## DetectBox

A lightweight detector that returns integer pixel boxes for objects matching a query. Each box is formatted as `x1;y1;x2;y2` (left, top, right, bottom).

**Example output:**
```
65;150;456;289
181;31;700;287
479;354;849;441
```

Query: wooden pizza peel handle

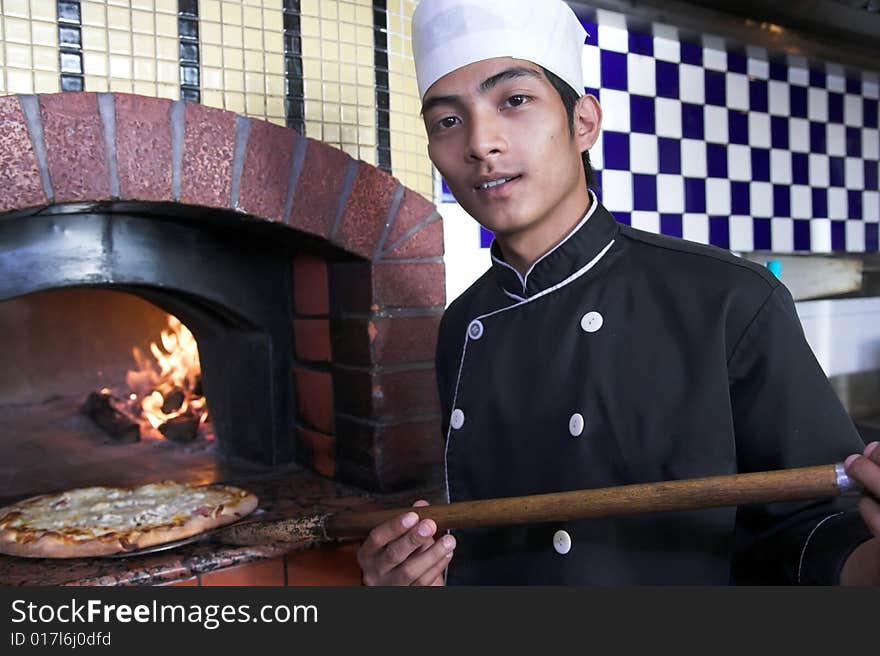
215;463;862;547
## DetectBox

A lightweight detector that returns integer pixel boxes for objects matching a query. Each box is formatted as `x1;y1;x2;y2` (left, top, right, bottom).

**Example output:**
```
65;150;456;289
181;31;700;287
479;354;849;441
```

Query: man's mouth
475;175;521;191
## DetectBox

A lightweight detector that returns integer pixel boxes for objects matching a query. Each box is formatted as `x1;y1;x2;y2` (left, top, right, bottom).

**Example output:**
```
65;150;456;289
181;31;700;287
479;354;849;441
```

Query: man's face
422;57;592;240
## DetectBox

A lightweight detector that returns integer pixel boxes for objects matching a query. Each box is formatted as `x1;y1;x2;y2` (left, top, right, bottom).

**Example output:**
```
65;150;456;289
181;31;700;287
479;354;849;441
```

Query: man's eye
506;95;529;107
432;116;459;132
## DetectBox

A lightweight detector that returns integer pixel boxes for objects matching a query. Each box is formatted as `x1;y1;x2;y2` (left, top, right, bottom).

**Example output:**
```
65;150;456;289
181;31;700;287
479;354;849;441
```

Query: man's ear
573;94;601;153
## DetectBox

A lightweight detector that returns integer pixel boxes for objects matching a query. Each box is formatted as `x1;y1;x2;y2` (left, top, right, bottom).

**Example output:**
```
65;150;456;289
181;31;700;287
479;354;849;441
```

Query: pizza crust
0;483;258;558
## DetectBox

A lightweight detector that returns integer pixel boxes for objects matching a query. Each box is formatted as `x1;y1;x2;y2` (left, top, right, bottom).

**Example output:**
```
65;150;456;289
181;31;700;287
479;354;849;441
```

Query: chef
357;0;880;585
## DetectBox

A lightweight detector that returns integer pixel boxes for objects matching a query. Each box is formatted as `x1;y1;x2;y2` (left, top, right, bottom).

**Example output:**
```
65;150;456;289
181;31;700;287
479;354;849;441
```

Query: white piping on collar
797;511;844;584
489;190;600;296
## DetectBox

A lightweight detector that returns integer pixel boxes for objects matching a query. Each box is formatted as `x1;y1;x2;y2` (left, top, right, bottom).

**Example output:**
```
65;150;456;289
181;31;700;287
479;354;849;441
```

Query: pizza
0;481;258;558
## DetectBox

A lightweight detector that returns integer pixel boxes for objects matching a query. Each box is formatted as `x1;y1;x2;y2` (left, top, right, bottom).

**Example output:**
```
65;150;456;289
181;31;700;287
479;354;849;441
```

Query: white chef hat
412;0;588;100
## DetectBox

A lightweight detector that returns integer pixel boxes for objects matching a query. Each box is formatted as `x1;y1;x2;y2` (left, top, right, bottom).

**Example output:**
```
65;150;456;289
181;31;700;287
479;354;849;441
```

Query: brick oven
0;92;446;585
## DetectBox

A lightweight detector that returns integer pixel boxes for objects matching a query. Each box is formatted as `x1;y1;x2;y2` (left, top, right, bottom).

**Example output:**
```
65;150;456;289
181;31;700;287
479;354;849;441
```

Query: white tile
844;94;863;127
771;218;794;253
629;133;659;174
655;97;682;138
704;105;728;143
809;154;830;187
627;53;656;97
750;182;773;217
679;64;705;104
706;179;730;214
657;174;684;213
703;38;726;71
589;129;604;168
829;188;848;218
748;112;771;148
864;76;879;99
846;220;865;251
681;139;707;177
845;157;864;189
787;60;808;86
747;56;769;79
826;124;846;156
770;149;793;184
729;215;754;252
600;89;630;132
727;144;752;181
790;185;812;218
631;211;661;234
808;87;828;122
653;34;680;63
682;213;710;244
864;128;879;160
789;118;809;152
826;65;845;92
597;8;628;29
863;191;880;222
598;23;629;53
601;170;633;212
581;44;601;88
809;219;832;253
768;80;790;117
726;73;749;111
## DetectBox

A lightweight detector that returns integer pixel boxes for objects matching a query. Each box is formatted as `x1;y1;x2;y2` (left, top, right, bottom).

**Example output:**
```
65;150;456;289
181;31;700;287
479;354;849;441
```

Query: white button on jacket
468;319;484;340
553;530;572;555
450;408;465;430
569;413;584;437
581;311;603;333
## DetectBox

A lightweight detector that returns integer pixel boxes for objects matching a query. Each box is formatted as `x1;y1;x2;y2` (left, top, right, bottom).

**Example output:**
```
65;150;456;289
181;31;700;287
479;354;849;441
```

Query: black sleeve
727;283;872;584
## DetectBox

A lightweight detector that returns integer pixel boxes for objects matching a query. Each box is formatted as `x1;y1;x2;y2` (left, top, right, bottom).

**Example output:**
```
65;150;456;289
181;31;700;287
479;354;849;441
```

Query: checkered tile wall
439;6;880;254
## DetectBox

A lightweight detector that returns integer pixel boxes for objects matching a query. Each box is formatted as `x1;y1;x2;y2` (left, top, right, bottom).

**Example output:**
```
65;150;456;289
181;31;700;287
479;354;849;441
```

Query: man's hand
840;441;880;585
357;500;456;586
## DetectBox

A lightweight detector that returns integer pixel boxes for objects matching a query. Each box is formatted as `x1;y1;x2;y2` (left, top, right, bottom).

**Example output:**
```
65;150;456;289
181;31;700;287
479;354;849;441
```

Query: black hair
540;67;596;190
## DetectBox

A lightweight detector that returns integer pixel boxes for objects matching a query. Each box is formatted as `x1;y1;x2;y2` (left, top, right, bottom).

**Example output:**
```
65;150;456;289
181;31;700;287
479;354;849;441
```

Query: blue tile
707;143;727;178
809;122;826;154
811;188;828;218
846;76;861;95
749;79;768;112
848;190;863;219
829;157;846;187
769;61;787;81
751;148;770;182
630;95;655;133
792;152;809;184
440;178;456;203
583;21;598;46
828;92;843;123
660;213;682;237
629;31;653;56
680;40;702;65
658;137;681;174
794;219;812;251
727;52;747;74
831;220;845;250
615;211;631;226
601;50;628;90
865;99;879;128
753;218;771;249
773;185;791;217
705;70;726;106
633;173;657;210
867;224;879;251
790;85;808;118
866;161;879;191
602;131;630;170
593;169;603;194
770;116;789;149
731;181;750;215
584;86;600;99
479;227;494;248
655;60;679;98
681;103;704;140
846;126;861;157
684;177;706;212
728;110;748;144
809;68;826;88
709;216;729;249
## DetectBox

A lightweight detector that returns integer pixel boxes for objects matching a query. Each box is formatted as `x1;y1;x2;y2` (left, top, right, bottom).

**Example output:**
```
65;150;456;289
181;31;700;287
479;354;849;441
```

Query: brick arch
0;92;446;492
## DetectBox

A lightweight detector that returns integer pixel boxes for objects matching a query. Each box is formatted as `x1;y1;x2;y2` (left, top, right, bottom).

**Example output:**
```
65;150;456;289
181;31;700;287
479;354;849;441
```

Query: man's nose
465;113;506;161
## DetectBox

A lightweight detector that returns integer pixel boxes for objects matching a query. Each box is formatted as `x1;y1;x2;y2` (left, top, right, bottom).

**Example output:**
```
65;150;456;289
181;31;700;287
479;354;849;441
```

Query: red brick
286;543;361;586
327;261;373;313
114;94;173;201
372;262;446;308
180;102;235;208
238;119;299;222
331;314;441;366
39;93;111;203
294;318;331;362
0;96;46;213
294;367;334;434
293;253;329;315
289;139;350;239
297;425;336;479
200;558;285;586
334;366;440;419
382;217;444;259
381;188;437;253
334;164;397;258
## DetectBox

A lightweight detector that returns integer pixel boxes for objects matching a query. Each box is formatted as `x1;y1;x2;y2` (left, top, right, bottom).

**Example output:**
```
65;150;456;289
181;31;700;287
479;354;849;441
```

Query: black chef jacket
436;194;872;585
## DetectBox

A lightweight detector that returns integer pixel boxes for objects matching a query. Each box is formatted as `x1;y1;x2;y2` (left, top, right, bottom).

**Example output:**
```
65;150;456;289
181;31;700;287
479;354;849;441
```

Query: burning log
160;389;185;414
80;391;140;444
158;412;199;443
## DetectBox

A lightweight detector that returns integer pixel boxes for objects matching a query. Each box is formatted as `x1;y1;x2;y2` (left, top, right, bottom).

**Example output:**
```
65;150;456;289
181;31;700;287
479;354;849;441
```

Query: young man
357;0;880;585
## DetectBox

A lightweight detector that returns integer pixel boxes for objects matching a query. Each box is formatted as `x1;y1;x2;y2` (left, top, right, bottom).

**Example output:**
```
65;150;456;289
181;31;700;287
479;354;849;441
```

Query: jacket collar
489;191;620;298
